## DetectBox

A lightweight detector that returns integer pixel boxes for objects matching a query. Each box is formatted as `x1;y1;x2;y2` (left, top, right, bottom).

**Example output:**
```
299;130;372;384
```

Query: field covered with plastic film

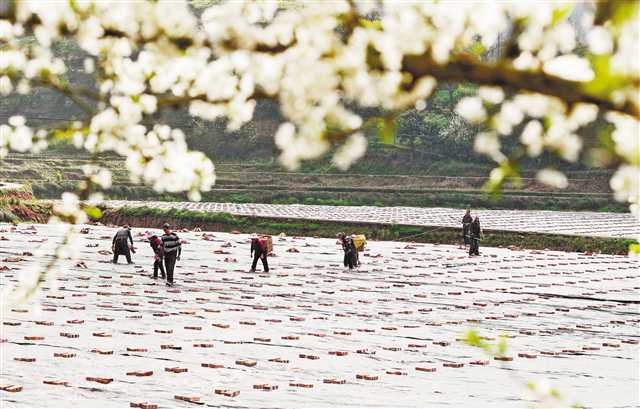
103;200;640;239
1;223;639;408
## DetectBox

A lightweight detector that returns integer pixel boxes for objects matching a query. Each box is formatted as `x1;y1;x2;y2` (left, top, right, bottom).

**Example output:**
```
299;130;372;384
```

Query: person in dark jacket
148;234;165;280
161;223;181;286
112;225;133;264
469;216;482;256
462;209;472;246
337;232;357;270
250;236;269;272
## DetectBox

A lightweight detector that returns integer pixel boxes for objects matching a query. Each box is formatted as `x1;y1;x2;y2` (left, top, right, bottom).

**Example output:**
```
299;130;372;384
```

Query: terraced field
1;223;638;408
0;153;624;212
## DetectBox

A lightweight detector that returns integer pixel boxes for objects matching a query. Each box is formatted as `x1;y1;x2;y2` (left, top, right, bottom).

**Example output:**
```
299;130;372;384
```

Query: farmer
462;209;472;247
112;225;134;264
161;223;181;286
147;234;165;280
250;235;270;272
337;232;357;270
469;216;482;256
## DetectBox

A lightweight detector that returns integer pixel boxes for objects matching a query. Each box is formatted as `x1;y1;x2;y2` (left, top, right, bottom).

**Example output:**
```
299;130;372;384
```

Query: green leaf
379;118;397;145
84;206;102;219
462;329;492;353
497;336;507;356
552;4;574;25
610;1;639;28
484;161;523;197
583;54;628;98
483;167;506;197
507;162;523;189
464;330;482;347
469;41;486;57
359;18;382;31
52;128;74;141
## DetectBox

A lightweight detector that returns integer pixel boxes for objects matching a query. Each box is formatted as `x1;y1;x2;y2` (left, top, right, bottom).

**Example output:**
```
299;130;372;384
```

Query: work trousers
153;258;166;279
113;250;131;264
469;238;480;255
344;251;356;269
251;252;269;272
463;223;471;245
164;251;177;283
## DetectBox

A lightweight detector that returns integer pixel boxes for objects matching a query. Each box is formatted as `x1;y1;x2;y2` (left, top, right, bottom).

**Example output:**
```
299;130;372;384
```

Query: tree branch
28;77;97;116
155;89;270;109
402;53;639;119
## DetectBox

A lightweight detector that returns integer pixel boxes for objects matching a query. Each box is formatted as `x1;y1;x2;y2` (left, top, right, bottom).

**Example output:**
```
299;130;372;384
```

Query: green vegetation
27;179;625;212
2;147;626;213
101;206;634;255
0;184;51;223
1;74;623;214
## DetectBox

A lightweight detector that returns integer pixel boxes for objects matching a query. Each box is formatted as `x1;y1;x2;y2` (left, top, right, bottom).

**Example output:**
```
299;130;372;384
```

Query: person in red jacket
250;236;269;272
148;234;165;280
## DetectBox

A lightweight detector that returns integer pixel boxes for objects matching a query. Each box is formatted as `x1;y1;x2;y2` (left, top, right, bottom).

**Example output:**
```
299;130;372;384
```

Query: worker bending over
250;235;270;272
112;225;134;264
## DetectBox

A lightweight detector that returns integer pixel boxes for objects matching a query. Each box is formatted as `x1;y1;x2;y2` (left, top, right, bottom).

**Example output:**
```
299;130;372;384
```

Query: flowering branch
31;77;97;116
402;54;639;119
0;0;638;276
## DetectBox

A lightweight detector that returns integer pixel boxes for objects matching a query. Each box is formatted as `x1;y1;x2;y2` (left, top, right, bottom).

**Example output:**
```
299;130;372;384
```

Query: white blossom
333;133;367;171
51;192;88;225
587;26;613;55
82;165;113;189
8;115;26;127
0;0;636;237
83;57;95;74
0;75;12;95
455;96;486;124
139;94;157;114
9;125;33;152
513;93;558;118
478;86;505;105
607;112;640;165
474;131;504;162
543;54;594;82
521;120;544;157
536;168;568;189
568;103;598;129
494;101;524;135
610;165;640;206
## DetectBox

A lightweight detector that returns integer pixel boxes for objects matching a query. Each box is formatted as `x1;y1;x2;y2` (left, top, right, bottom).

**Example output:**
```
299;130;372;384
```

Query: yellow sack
351;234;367;251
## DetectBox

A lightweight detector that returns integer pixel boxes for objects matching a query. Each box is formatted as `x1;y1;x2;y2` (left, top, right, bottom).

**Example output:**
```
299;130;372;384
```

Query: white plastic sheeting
1;223;639;408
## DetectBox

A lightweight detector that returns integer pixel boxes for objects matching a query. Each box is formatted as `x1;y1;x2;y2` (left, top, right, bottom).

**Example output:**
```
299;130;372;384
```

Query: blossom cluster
0;0;638;215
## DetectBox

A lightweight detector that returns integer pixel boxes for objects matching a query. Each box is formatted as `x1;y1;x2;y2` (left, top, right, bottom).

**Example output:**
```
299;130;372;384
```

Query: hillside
0;36;624;213
1;143;624;213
